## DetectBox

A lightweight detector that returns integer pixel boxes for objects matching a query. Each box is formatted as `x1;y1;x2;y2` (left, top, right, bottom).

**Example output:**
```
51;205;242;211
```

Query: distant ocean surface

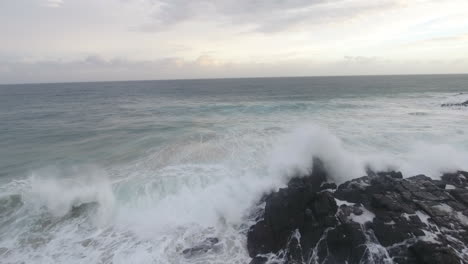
1;75;468;263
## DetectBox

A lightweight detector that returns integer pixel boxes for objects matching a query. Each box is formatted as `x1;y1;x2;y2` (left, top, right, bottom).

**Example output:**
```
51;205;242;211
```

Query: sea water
0;75;467;263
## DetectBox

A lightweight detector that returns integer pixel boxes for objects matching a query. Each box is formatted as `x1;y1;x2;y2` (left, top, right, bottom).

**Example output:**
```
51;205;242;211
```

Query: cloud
195;55;220;67
44;0;64;8
412;33;468;45
344;56;382;64
1;0;468;83
1;54;467;84
0;55;228;84
138;0;403;33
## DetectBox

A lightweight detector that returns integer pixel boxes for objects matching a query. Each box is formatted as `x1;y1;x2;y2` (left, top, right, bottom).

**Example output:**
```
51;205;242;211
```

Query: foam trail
2;123;468;263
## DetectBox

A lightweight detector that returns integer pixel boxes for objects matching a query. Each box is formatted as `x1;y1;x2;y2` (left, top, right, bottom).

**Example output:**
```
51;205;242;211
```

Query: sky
1;0;468;84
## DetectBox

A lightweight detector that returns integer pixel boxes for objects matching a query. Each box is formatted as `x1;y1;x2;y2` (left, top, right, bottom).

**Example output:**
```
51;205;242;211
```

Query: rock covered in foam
247;162;468;264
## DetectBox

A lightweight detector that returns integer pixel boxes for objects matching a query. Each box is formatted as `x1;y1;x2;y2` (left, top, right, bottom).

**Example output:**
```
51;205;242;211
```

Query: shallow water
0;75;468;263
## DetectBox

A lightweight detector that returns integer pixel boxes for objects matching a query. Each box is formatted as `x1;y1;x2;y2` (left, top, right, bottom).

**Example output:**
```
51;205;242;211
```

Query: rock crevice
247;162;468;264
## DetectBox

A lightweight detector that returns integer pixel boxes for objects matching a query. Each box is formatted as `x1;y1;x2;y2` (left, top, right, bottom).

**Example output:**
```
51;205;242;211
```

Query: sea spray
2;122;468;263
267;124;365;184
27;165;115;225
363;142;468;179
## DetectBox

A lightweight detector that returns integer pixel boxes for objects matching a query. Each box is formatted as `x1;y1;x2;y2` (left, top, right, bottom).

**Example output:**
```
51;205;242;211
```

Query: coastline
247;159;468;264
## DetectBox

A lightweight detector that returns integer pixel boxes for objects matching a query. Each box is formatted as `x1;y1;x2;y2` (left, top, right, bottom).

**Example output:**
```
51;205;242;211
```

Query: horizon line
1;72;468;86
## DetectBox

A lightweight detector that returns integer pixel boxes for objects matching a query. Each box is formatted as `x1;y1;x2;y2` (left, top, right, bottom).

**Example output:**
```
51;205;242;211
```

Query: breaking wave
1;123;468;263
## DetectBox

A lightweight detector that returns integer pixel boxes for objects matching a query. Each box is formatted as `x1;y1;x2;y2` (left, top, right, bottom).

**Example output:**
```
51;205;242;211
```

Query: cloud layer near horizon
0;0;467;83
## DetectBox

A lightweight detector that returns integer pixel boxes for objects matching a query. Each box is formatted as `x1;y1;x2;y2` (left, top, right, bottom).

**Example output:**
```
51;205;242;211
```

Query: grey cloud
344;56;381;64
139;0;402;33
2;54;467;84
44;0;64;8
0;55;227;84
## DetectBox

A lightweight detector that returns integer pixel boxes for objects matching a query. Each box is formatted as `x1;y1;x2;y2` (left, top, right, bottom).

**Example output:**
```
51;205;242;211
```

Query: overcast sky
1;0;468;84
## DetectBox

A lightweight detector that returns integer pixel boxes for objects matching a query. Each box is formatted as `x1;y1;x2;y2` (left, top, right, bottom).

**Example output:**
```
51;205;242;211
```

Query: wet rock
247;161;468;263
450;189;468;206
247;220;275;256
320;182;337;191
442;171;468;188
321;223;368;263
284;230;304;264
250;256;269;264
409;241;460;264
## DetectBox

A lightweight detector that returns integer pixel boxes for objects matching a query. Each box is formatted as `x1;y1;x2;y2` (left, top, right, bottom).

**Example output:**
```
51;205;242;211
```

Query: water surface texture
1;75;468;263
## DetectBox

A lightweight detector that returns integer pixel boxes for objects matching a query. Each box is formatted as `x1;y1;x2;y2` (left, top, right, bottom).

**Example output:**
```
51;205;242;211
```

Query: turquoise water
0;75;468;263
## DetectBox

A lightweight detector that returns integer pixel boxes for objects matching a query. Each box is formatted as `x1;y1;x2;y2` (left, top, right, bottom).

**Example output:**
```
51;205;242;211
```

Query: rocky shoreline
247;160;468;264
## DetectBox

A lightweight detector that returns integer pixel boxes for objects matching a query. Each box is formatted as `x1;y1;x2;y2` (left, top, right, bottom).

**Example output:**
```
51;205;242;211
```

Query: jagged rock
319;182;337;191
247;162;468;264
284;230;304;264
247;220;275;256
250;256;269;264
409;241;460;264
442;171;468;188
248;158;331;258
450;189;468;206
318;223;368;263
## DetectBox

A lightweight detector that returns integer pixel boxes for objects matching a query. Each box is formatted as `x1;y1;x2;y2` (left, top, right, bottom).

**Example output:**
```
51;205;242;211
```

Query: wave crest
27;165;115;224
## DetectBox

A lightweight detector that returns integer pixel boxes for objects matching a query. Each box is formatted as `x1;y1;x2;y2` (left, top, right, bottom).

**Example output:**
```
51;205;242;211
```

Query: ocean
0;75;468;263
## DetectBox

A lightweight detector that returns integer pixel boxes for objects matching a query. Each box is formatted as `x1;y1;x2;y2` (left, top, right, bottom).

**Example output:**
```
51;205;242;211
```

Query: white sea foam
349;207;376;225
2;91;468;263
26;166;115;223
362;142;468;179
268;124;365;184
441;92;468;105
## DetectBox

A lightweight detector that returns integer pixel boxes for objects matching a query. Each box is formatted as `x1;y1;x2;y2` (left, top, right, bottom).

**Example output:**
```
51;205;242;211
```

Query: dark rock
441;171;468;188
371;215;423;247
377;171;403;179
334;176;371;205
247;220;275;256
431;180;446;189
450;189;468;206
313;192;338;217
249;256;269;264
247;161;468;263
320;182;337;190
284;231;304;264
320;223;367;263
248;158;330;257
372;193;404;211
409;241;460;264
